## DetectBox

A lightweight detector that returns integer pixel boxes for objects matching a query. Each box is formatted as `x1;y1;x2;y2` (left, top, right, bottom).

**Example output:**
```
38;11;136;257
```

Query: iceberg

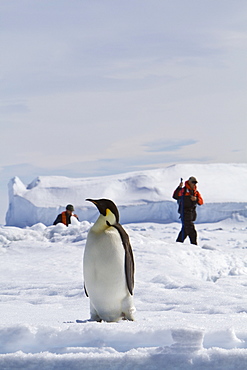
6;163;247;227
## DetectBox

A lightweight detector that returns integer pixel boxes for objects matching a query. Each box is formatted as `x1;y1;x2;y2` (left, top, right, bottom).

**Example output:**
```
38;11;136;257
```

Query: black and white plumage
83;198;135;322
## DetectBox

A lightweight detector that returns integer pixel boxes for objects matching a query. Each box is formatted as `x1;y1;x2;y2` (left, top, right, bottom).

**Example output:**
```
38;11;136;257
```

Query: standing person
53;204;79;226
172;177;203;245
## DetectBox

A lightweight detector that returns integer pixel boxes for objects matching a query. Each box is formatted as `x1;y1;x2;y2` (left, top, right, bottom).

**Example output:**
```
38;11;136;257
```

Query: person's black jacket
173;183;203;222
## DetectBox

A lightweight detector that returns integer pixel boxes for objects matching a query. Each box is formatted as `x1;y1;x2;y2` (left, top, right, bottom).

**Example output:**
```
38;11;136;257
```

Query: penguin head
86;198;119;227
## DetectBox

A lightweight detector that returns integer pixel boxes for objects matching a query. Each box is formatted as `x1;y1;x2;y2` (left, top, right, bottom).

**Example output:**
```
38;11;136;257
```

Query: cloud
2;1;242;100
143;139;198;153
0;0;246;182
55;151;212;178
0;102;29;114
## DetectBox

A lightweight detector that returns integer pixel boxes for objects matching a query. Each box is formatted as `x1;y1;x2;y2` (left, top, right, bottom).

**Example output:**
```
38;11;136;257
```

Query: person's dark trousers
176;212;197;245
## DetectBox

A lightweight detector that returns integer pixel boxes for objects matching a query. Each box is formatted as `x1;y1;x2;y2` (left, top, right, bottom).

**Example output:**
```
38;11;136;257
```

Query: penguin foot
121;312;135;321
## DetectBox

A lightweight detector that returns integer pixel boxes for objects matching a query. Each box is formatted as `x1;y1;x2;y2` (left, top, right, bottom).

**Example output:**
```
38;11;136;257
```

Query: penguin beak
86;199;105;216
86;199;99;209
86;198;96;205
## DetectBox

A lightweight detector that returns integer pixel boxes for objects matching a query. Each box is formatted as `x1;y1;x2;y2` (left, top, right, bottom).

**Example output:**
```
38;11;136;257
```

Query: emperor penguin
83;198;135;322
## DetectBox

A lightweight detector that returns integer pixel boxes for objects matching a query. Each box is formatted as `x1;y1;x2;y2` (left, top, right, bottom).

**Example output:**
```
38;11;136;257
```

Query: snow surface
6;163;247;227
1;163;247;369
0;218;247;369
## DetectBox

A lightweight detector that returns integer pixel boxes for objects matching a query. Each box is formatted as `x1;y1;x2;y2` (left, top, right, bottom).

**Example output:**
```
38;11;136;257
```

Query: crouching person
53;204;79;226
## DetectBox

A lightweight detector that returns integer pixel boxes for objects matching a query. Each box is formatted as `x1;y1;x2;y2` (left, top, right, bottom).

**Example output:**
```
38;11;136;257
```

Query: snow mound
6;163;247;227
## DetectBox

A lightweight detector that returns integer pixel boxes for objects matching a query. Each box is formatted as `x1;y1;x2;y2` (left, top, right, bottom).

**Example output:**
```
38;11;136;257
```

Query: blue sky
1;0;246;223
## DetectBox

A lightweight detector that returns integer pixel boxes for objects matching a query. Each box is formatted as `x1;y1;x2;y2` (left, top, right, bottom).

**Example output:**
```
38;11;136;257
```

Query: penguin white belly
83;227;134;322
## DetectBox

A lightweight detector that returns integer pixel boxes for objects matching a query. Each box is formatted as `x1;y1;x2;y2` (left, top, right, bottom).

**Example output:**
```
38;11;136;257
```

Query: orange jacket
61;211;67;226
173;181;203;206
53;211;79;226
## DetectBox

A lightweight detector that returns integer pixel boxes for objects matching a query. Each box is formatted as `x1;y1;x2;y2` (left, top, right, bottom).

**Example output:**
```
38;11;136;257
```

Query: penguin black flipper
110;223;135;295
84;284;88;297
